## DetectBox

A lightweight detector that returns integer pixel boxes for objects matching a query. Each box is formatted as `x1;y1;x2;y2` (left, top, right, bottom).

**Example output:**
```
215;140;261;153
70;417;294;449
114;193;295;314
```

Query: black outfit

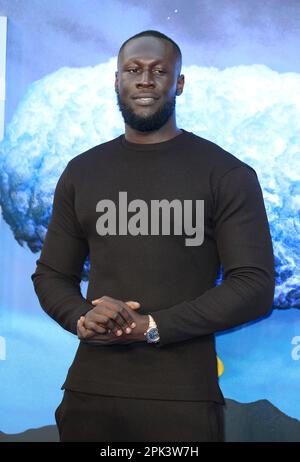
32;129;275;441
55;390;224;442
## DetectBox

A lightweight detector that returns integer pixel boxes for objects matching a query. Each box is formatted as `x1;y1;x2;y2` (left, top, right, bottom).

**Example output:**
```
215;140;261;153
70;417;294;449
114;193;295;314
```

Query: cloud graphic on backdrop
0;58;299;308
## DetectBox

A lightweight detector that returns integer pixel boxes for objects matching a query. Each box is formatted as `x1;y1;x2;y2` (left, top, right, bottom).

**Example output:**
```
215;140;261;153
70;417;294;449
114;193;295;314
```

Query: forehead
119;36;177;65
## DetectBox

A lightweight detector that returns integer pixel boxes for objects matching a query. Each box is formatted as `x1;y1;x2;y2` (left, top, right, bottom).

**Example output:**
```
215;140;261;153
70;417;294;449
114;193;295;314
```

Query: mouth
133;97;158;106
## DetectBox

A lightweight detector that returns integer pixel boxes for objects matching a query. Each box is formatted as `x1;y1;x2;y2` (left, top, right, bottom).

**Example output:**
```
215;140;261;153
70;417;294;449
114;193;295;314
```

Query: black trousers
55;389;225;442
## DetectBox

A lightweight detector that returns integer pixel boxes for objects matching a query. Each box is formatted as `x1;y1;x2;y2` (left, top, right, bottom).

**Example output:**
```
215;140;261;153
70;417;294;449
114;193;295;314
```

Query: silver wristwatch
144;315;160;344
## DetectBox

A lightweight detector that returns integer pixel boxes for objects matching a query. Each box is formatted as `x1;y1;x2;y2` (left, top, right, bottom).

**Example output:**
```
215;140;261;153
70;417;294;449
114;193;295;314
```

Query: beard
116;91;176;132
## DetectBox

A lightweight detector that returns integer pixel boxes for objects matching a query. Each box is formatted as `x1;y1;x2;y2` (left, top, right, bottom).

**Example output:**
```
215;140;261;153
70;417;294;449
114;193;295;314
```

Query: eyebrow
123;58;167;66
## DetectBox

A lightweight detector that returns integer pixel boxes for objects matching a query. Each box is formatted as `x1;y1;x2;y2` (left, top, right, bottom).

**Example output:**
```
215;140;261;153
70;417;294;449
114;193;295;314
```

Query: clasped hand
77;295;149;345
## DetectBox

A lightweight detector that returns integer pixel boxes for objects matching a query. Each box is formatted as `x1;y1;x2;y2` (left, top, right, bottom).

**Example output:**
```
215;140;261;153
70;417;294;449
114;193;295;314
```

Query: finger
91;298;140;329
99;306;134;335
93;311;125;337
125;301;141;310
79;317;96;334
91;298;137;333
92;301;138;330
115;301;139;331
84;321;108;335
78;316;106;337
125;302;140;328
78;317;98;337
89;310;129;337
85;312;120;334
77;319;91;338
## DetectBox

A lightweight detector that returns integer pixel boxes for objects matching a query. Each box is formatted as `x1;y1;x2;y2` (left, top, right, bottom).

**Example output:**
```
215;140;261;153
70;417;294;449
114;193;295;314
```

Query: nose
136;69;154;88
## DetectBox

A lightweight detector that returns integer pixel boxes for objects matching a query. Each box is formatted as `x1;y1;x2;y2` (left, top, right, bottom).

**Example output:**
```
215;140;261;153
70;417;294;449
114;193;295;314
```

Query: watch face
147;328;160;342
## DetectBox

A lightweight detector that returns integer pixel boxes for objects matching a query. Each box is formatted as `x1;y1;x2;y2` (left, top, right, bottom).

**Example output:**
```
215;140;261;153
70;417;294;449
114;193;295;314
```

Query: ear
176;74;185;96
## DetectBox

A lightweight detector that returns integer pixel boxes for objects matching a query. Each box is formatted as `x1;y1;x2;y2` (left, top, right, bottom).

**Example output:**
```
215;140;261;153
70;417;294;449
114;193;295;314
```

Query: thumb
125;301;141;310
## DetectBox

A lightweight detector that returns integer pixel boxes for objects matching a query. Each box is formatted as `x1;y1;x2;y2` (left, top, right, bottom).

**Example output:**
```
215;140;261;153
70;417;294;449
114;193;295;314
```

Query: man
31;30;275;442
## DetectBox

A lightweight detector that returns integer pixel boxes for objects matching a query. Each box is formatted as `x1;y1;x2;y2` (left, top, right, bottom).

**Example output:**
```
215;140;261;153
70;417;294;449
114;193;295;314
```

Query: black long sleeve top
31;129;275;402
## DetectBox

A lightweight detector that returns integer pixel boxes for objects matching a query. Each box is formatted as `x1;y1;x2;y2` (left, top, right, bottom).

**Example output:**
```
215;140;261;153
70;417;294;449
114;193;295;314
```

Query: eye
153;69;166;74
127;68;139;73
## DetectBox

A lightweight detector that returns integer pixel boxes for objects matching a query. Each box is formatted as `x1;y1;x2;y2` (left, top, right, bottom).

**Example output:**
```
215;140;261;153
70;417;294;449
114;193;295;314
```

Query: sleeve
151;164;275;348
31;163;93;335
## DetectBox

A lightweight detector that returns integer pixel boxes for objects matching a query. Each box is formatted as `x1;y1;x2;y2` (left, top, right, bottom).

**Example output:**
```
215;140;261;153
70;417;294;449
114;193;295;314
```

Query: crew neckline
119;128;191;152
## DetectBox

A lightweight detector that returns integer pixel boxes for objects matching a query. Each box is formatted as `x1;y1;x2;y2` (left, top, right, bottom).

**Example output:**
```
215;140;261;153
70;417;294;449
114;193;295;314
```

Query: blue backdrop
0;0;299;441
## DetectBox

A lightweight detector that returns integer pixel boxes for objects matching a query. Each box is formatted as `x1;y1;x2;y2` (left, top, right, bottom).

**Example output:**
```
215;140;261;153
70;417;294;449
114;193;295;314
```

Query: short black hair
118;30;182;72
